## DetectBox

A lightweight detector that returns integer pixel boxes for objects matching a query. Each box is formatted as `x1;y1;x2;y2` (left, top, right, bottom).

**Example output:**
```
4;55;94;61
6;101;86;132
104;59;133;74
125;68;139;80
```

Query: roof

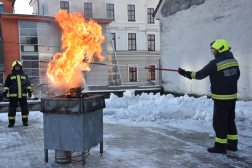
0;13;113;24
153;0;163;18
0;13;55;22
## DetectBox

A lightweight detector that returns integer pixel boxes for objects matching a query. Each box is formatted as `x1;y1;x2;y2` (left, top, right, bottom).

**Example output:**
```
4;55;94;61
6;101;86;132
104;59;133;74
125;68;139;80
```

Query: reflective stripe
4;87;9;92
8;93;27;97
215;137;227;144
217;59;239;71
22;115;29;119
11;76;16;80
27;86;32;90
227;134;238;140
21;76;26;80
8;116;16;120
211;93;237;100
17;75;22;98
217;59;237;66
191;72;196;79
9;93;17;97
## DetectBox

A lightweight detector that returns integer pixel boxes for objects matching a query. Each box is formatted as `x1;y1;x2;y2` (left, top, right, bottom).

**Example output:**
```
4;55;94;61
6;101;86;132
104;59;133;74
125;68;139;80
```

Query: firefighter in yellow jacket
3;61;32;127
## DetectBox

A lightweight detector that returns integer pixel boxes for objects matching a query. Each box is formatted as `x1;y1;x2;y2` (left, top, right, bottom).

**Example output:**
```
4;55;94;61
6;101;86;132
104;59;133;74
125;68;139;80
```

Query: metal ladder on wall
106;30;122;87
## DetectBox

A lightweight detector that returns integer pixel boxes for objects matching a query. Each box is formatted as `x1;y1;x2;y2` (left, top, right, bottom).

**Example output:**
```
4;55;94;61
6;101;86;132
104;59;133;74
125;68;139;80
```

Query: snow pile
0;90;251;123
104;90;252;122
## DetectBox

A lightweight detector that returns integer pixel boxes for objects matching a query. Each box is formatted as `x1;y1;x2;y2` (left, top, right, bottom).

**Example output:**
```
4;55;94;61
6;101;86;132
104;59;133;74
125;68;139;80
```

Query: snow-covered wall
155;0;252;100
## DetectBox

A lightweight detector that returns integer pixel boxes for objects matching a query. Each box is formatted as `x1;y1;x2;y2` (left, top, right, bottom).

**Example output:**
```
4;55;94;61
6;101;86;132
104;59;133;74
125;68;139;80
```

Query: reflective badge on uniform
11;76;17;80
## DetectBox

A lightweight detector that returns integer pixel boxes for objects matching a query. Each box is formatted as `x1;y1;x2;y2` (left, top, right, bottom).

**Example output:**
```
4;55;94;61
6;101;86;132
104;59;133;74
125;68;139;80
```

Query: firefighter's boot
8;107;16;127
22;118;28;126
227;139;238;151
207;142;226;154
8;120;15;127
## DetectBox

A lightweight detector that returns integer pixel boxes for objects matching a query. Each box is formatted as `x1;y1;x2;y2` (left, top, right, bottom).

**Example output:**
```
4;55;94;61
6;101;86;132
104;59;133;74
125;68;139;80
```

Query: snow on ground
0;90;252;167
0;90;251;131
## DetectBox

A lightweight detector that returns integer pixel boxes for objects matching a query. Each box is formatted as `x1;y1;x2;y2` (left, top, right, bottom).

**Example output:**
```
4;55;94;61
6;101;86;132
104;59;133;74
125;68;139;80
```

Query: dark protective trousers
213;100;238;148
8;97;29;124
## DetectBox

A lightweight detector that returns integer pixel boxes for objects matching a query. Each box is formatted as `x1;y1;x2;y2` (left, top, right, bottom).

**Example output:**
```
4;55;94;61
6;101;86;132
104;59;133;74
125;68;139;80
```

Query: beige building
30;0;161;87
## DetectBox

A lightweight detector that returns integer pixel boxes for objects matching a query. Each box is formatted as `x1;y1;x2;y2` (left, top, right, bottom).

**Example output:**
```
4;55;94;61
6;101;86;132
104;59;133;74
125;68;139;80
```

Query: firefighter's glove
178;68;186;77
28;91;32;99
3;91;7;97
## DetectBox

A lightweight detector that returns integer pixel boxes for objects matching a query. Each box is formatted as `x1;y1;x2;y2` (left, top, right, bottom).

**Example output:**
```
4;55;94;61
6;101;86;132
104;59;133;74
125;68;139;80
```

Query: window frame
148;34;155;51
106;4;115;21
84;3;92;18
129;66;137;82
128;5;135;21
19;20;54;84
147;8;154;24
60;1;69;12
148;65;155;80
111;33;116;51
0;72;4;84
128;33;136;51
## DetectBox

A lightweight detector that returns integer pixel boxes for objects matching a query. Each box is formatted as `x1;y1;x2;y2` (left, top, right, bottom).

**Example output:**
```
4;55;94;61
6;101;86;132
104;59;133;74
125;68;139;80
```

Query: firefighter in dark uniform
3;61;32;127
178;39;239;154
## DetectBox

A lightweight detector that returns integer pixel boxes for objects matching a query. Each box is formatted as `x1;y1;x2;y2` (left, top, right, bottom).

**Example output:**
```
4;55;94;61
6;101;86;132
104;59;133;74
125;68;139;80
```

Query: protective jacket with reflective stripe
3;70;32;98
184;50;240;101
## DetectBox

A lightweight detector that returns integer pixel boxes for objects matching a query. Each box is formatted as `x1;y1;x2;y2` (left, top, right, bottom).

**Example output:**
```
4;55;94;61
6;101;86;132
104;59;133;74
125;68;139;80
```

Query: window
107;4;114;20
147;8;154;23
128;5;135;21
149;65;155;80
60;1;69;12
129;67;137;82
0;73;4;84
128;33;136;50
20;37;38;44
148;35;155;51
111;33;116;51
19;21;54;84
21;45;38;52
84;3;92;18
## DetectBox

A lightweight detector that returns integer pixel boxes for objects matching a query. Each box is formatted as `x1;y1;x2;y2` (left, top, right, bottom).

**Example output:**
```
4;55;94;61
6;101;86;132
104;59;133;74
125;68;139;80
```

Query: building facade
0;0;112;87
154;0;252;100
0;0;15;84
29;0;161;86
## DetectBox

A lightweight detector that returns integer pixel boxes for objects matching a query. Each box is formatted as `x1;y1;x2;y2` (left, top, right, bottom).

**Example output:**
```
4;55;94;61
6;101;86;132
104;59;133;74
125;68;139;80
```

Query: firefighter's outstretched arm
178;62;216;80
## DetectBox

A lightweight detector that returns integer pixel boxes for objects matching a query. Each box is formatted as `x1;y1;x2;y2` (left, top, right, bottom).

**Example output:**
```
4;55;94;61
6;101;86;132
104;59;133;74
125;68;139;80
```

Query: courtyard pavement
0;117;252;168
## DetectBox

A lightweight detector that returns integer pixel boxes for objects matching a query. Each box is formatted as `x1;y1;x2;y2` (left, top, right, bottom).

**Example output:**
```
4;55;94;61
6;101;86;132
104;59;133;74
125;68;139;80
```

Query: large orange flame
47;10;105;90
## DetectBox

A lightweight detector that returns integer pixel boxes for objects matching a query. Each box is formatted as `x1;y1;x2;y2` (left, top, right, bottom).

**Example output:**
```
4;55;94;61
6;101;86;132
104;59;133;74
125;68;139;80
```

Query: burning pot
69;87;83;94
64;87;87;98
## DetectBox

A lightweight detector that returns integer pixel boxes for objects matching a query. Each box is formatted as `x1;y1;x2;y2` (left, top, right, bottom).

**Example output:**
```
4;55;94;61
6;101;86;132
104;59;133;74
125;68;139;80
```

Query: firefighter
3;61;32;127
178;39;240;154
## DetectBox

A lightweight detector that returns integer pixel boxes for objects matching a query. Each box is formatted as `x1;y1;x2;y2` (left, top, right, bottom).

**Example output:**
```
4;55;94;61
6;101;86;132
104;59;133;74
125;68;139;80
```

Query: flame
47;10;105;90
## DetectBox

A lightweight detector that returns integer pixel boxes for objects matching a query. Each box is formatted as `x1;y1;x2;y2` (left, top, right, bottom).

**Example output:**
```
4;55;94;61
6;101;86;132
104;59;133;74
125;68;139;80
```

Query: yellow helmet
12;61;22;70
210;39;229;53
